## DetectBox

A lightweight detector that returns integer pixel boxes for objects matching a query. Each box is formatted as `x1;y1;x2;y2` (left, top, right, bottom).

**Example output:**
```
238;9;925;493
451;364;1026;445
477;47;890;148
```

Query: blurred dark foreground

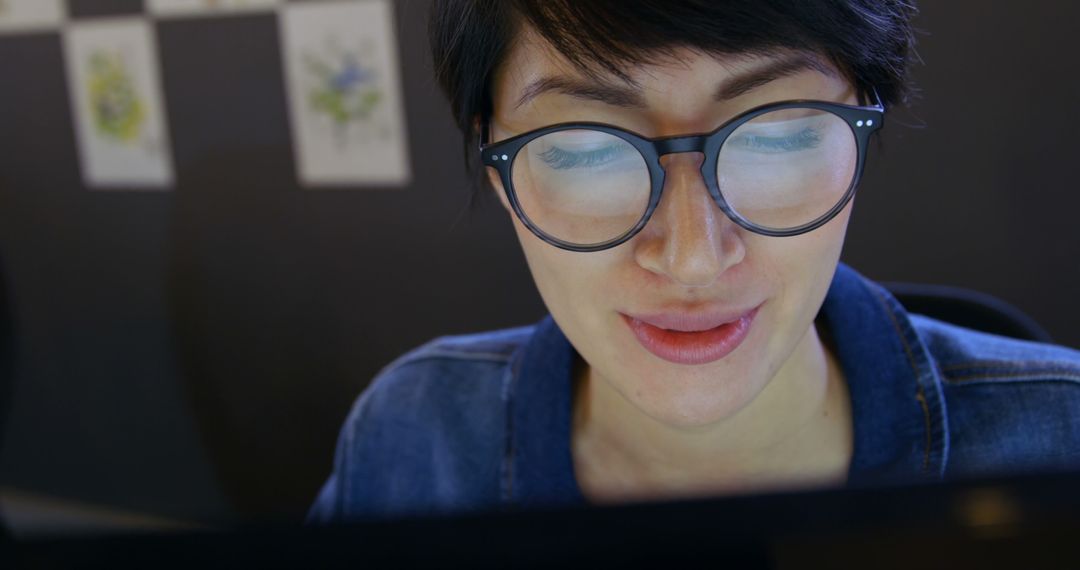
5;469;1080;570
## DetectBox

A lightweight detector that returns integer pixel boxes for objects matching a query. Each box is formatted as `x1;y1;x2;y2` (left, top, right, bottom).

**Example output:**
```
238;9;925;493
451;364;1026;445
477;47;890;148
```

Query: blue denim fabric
307;263;1080;523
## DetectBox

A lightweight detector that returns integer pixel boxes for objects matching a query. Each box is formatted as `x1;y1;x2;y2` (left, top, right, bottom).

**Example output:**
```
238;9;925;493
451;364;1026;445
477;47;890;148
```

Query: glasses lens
511;129;650;246
717;108;857;230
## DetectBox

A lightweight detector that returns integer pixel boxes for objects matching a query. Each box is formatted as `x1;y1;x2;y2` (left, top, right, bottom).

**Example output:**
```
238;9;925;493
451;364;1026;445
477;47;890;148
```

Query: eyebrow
514;76;648;109
714;53;838;101
513;52;838;110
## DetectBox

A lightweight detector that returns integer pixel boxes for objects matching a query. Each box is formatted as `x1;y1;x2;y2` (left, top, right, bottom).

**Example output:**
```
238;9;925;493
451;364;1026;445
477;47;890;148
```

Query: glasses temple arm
867;87;885;111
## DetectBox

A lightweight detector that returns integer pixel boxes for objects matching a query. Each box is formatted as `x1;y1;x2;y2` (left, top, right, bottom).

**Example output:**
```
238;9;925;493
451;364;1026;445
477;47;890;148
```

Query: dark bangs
429;0;918;190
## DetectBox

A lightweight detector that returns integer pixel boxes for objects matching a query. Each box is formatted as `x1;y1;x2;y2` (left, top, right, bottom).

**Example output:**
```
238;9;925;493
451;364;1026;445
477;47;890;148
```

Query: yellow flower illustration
87;50;146;143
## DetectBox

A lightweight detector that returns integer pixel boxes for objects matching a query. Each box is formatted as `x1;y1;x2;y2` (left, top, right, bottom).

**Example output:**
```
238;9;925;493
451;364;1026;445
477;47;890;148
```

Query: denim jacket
308;263;1080;523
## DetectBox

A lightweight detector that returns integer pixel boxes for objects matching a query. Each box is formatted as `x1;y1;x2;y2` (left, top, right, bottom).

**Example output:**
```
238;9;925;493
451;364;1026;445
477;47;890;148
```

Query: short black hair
429;0;919;194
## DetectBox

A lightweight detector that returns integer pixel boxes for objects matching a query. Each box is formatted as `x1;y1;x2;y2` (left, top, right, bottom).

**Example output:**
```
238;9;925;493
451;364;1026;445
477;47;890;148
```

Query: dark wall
846;1;1080;343
0;1;1077;524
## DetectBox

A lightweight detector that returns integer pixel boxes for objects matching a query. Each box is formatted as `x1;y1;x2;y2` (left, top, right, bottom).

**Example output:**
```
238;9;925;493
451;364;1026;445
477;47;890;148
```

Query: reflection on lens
717;108;857;230
511;129;650;246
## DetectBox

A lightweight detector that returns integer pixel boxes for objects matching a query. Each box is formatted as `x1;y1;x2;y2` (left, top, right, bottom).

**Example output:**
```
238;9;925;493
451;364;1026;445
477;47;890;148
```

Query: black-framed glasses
480;92;885;252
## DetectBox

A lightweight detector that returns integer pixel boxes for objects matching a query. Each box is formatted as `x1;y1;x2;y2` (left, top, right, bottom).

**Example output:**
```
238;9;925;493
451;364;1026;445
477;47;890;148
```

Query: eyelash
533;124;822;171
731;128;822;153
538;145;624;169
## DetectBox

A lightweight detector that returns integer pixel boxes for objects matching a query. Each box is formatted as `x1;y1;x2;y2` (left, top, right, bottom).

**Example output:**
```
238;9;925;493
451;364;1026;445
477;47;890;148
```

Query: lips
622;305;760;365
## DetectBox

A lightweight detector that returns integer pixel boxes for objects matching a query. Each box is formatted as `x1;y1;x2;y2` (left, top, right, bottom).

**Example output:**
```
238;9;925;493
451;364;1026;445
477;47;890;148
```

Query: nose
633;152;746;288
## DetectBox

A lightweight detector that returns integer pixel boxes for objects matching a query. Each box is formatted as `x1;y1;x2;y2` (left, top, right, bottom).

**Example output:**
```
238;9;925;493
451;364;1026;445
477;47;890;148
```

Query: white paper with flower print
0;0;65;35
147;0;280;19
63;18;174;189
280;0;410;187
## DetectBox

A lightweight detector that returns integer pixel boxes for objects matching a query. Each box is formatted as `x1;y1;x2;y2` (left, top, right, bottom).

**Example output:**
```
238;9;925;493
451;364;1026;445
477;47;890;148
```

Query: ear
473;114;514;214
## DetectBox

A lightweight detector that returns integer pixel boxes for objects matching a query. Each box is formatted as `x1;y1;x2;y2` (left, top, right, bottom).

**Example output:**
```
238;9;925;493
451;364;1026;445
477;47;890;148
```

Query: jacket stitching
500;352;522;505
941;360;1080;372
395;351;516;365
870;286;936;474
943;372;1080;384
929;359;953;476
369;352;516;388
914;389;932;473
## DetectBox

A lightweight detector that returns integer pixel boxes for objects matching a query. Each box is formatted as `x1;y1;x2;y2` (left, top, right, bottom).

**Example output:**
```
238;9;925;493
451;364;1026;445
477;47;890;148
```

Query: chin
636;392;753;429
618;359;769;429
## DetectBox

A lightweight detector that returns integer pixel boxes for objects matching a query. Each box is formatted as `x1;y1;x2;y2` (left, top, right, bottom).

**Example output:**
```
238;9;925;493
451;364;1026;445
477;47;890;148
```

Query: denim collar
502;313;585;508
502;263;949;506
820;263;950;486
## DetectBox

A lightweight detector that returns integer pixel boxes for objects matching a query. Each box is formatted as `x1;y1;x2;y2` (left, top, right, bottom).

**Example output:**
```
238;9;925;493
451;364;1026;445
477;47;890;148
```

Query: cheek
510;215;637;371
757;203;851;324
511;215;615;314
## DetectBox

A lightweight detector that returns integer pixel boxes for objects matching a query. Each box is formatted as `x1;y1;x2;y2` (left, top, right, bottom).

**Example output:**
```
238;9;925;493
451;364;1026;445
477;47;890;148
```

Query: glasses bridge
654;135;708;156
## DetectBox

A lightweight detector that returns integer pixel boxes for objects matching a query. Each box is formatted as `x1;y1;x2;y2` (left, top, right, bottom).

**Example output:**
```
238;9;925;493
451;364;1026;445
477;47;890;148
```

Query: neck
572;320;851;503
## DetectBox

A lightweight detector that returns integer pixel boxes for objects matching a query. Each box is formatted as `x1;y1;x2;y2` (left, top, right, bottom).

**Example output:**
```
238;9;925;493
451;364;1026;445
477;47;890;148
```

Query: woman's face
487;32;858;427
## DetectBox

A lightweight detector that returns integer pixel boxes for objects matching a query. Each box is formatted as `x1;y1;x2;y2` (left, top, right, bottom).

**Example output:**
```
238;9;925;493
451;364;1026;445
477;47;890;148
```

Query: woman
309;0;1080;521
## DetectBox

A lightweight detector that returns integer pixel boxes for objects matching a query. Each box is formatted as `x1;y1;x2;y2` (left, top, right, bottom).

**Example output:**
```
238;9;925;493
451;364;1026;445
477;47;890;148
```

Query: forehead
491;26;850;122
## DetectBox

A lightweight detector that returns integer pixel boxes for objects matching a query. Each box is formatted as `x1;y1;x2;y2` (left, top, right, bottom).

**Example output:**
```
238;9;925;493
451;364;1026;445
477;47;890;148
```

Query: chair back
882;282;1053;343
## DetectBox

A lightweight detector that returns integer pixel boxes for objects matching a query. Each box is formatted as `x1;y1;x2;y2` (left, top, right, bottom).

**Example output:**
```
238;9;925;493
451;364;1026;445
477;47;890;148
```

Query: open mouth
622;306;759;365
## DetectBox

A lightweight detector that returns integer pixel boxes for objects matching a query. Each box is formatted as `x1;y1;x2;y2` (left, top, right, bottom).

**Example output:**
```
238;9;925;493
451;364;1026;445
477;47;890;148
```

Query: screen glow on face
486;42;865;438
718;109;856;229
504;106;858;245
512;129;651;243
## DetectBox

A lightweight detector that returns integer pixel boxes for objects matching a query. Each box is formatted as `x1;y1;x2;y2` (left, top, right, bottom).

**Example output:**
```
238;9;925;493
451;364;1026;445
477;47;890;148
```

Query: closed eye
728;127;822;154
537;145;629;169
